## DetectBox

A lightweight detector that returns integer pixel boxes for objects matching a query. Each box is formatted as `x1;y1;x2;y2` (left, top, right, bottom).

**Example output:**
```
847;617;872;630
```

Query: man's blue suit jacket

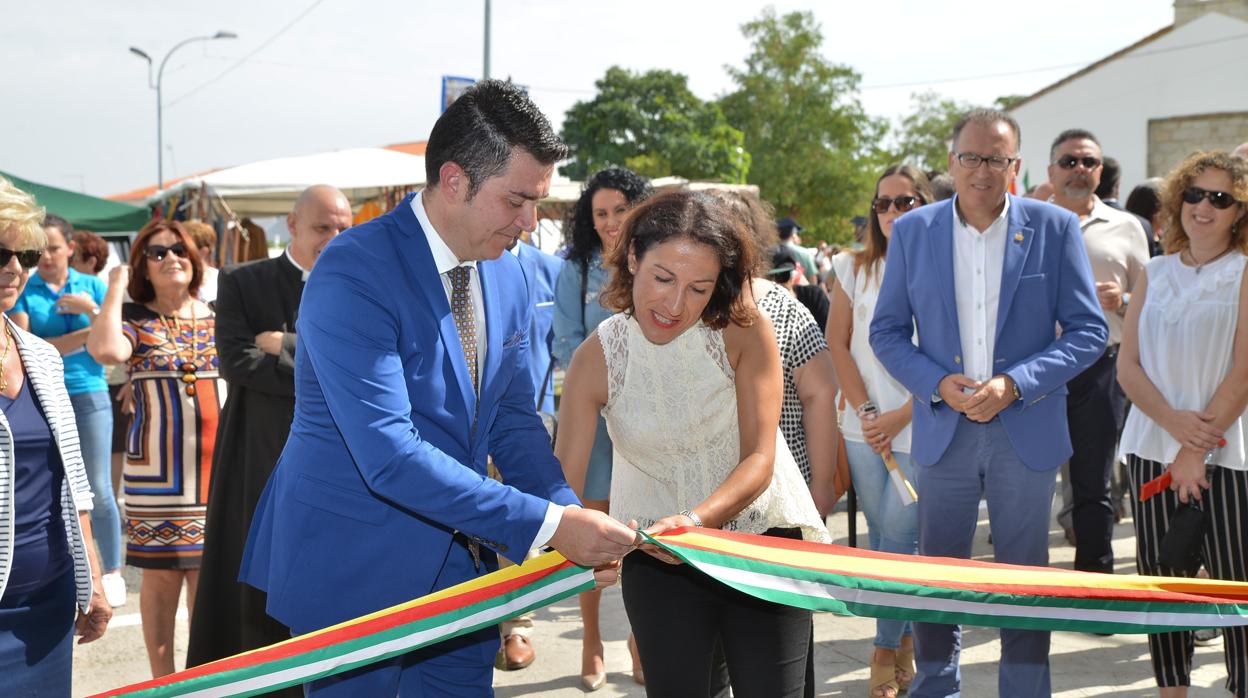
868;195;1108;472
513;242;562;414
240;195;580;634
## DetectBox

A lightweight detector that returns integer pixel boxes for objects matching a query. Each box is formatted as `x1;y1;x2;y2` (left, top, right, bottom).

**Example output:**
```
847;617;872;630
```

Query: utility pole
483;0;491;80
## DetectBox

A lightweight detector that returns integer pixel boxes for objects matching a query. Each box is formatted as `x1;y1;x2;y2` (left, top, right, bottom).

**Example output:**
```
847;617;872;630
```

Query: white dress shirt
410;193;567;550
952;195;1010;383
412;193;487;370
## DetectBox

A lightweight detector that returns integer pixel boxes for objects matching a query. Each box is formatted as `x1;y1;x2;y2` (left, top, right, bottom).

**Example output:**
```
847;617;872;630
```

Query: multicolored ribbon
92;528;1248;697
89;554;594;698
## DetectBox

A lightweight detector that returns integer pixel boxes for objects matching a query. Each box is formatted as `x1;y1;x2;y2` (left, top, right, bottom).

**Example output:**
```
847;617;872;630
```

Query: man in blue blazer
512;238;562;416
869;110;1107;698
241;80;638;697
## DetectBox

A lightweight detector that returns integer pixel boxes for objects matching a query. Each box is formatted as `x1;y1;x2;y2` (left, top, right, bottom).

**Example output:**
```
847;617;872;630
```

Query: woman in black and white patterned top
719;190;840;517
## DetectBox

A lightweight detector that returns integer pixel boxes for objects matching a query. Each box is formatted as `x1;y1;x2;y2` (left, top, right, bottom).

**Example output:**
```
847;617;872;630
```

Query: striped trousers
1127;454;1248;696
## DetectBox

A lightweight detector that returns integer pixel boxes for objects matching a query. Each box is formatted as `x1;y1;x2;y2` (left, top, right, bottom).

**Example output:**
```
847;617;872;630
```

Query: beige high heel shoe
580;641;605;692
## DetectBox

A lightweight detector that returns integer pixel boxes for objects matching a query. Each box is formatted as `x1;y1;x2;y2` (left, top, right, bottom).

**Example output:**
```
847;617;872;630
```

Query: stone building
1009;0;1248;192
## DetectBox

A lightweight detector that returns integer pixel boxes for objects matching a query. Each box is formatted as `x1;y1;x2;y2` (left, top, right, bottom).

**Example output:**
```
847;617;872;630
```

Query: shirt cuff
531;502;576;550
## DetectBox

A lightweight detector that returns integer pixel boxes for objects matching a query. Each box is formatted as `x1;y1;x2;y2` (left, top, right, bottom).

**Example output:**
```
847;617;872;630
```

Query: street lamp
130;31;238;190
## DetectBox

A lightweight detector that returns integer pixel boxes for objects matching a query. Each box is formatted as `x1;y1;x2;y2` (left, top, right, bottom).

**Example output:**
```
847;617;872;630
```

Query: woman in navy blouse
0;177;111;695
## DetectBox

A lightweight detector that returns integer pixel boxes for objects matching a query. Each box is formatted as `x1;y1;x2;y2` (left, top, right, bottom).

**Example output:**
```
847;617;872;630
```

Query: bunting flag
655;528;1248;634
92;528;1248;698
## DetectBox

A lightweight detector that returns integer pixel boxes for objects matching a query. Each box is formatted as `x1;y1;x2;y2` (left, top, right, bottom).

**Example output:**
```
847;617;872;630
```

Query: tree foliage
559;66;750;183
718;8;888;244
893;91;978;174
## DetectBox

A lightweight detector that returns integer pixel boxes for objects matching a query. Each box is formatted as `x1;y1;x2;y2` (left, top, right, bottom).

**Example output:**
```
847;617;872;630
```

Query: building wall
1148;112;1248;177
1008;12;1248;195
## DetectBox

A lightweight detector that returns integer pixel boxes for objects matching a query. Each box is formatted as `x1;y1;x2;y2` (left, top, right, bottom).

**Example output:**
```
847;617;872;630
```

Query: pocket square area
502;331;526;348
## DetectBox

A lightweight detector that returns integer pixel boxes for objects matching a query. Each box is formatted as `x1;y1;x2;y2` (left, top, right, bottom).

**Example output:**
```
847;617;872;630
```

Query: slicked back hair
1049;128;1100;162
425;80;568;200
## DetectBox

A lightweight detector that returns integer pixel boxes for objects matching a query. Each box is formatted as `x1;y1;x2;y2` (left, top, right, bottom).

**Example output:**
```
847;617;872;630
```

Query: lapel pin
1014;232;1024;243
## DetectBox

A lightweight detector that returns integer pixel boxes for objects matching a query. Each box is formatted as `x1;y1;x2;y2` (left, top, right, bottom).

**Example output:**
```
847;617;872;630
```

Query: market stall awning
2;170;150;233
151;147;428;217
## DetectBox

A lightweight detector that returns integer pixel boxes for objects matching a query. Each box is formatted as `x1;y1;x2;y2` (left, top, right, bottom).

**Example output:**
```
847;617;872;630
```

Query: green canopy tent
0;170;150;233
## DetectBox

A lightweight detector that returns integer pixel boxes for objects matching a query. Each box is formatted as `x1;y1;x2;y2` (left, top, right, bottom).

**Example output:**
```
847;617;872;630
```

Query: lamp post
129;31;237;190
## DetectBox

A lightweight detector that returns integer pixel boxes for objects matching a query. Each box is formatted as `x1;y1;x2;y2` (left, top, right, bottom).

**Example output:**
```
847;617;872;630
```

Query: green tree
559;66;750;182
893;91;977;173
719;8;888;244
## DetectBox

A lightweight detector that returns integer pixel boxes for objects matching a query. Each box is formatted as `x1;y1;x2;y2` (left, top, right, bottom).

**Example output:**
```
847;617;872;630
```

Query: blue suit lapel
393;195;477;422
477;259;504;410
995;195;1035;342
928;202;960;338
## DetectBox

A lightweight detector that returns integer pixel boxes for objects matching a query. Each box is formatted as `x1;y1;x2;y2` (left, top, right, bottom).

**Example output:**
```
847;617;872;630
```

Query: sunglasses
143;243;189;262
1182;186;1238;210
872;195;920;214
1054;155;1102;170
0;247;43;269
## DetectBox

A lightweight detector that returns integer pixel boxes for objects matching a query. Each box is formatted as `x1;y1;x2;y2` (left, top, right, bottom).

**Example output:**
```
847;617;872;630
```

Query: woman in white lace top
556;191;827;697
1117;151;1248;697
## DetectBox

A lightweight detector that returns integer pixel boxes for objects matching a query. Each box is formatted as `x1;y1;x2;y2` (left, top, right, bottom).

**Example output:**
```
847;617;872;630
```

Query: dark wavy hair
70;230;109;274
713;188;777;276
858;164;933;281
1159;150;1248;255
601;190;757;330
563;167;652;269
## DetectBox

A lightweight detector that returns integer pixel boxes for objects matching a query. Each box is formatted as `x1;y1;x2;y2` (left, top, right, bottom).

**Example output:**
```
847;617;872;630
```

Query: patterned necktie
448;265;478;393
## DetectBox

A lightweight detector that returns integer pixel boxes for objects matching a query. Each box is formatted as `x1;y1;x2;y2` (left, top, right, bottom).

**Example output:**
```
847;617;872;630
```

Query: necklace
1184;246;1233;274
0;325;12;393
157;304;200;397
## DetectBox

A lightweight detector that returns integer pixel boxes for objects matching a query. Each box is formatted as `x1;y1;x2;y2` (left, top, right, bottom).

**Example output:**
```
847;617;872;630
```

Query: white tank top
1118;253;1247;470
599;313;829;542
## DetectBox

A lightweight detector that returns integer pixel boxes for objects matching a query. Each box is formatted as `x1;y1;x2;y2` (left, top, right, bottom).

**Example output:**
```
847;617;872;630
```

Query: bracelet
678;509;703;527
856;400;879;420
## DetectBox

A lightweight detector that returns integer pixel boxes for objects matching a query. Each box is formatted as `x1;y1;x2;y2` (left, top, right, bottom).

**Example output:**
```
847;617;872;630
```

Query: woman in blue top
552;166;651;690
12;216;124;609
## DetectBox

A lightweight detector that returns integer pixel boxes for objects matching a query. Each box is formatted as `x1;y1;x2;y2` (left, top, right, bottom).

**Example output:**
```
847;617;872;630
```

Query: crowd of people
0;78;1245;698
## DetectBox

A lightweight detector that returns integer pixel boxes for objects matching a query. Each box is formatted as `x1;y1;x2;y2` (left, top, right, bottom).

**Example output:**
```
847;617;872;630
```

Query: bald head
287;185;352;270
1234;142;1248;159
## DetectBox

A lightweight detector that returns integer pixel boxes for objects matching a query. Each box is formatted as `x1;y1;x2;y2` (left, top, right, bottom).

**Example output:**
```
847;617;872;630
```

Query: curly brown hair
712;189;776;277
600;190;757;330
1159;151;1248;255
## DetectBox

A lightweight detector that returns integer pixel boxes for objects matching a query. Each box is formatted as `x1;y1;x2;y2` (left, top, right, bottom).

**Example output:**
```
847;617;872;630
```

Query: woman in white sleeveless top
1117;151;1248;698
828;164;931;698
556;191;828;697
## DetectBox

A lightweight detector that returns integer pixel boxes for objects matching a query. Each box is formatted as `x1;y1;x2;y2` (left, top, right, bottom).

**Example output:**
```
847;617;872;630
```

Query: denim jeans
845;440;918;650
70;390;121;572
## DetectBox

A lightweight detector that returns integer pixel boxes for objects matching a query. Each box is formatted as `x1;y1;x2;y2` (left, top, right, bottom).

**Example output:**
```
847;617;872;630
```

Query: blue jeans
71;390;122;572
845;440;918;649
910;418;1057;698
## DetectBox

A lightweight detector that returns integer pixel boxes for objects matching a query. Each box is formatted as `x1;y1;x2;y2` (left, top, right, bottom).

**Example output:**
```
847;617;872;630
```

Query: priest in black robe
187;186;352;677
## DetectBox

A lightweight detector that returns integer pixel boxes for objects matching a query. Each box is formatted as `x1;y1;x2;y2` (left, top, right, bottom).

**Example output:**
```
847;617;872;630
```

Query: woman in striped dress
88;219;224;678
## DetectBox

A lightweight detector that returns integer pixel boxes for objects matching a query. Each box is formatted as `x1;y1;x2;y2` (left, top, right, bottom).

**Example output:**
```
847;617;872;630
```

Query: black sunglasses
1182;186;1238;210
0;247;43;269
1054;155;1102;170
143;243;189;262
872;195;920;214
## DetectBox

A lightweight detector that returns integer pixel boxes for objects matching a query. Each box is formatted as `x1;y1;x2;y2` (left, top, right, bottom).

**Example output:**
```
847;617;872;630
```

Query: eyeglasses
143;243;189;262
955;152;1018;171
1182;186;1238;210
0;247;43;269
872;195;920;214
1053;155;1102;170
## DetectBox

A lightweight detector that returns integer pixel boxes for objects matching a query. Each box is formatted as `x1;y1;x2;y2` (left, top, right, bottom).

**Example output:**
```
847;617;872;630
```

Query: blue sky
4;0;1174;196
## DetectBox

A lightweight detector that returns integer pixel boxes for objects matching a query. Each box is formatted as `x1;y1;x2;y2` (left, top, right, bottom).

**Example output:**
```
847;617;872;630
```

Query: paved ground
74;499;1236;697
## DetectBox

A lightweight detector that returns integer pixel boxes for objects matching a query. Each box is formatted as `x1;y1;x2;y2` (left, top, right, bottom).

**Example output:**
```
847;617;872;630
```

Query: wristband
679;509;703;527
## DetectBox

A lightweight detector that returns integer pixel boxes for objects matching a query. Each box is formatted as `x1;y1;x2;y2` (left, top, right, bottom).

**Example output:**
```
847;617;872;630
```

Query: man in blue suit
241;80;638;697
511;237;561;416
869;109;1107;698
